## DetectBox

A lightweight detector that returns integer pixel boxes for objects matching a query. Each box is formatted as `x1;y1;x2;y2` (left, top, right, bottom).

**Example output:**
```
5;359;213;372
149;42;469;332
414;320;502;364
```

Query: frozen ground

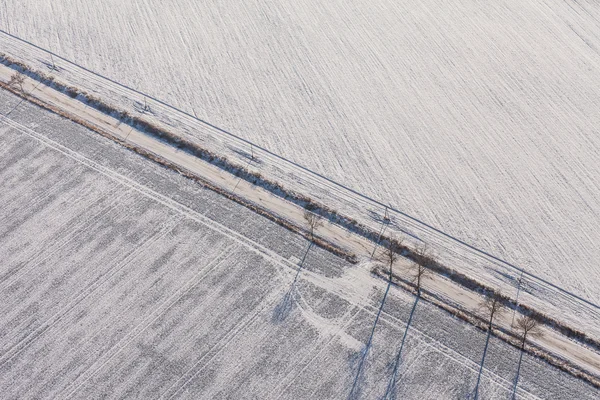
1;90;598;399
2;0;600;304
1;88;598;399
2;58;599;367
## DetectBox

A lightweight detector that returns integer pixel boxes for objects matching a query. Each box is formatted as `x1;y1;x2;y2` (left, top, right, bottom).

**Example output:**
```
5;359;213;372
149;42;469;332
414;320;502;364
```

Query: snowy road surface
1;61;598;381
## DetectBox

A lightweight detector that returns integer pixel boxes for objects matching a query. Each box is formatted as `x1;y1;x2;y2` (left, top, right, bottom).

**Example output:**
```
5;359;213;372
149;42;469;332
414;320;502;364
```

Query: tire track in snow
60;245;236;399
0;186;130;292
0;114;305;276
2;29;599;347
0;217;181;368
271;306;362;399
158;288;285;400
0;113;555;400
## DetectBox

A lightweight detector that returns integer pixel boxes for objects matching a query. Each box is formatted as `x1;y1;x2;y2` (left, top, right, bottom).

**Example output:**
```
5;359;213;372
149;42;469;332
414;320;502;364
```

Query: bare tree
480;291;505;330
8;72;25;92
275;210;322;324
383;242;428;400
473;291;506;400
303;209;323;241
514;315;541;347
511;315;543;399
377;236;403;280
410;244;433;295
349;236;402;399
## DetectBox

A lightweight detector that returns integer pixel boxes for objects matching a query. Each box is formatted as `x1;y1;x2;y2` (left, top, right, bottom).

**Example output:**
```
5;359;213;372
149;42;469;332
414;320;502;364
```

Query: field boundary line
0;29;596;312
1;43;599;387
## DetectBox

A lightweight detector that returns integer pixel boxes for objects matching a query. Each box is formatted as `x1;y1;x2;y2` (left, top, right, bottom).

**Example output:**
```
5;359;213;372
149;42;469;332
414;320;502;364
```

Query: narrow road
0;63;598;383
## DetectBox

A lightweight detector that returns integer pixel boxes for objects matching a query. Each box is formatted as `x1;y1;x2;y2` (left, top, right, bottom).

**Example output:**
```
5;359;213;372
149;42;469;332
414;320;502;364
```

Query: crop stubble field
2;0;600;303
0;90;598;398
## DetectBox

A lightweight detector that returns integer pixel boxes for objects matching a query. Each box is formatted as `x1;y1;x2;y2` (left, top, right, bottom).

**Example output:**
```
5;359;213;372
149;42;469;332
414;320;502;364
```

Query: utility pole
370;205;390;259
511;267;528;327
50;54;57;71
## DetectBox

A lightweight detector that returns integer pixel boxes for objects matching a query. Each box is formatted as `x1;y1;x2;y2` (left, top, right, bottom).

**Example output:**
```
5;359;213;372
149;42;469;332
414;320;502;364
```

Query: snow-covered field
1;89;598;399
2;0;599;303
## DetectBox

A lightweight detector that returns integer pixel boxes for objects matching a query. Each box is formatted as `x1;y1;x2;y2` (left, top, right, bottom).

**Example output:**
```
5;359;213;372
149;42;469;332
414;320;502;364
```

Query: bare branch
303;209;323;241
409;244;433;293
479;291;506;328
376;235;403;279
513;315;543;348
8;72;25;92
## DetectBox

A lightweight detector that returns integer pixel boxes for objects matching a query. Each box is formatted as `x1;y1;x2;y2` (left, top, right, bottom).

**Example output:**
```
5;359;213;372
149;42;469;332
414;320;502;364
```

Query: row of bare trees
366;220;543;399
474;291;542;399
349;233;430;400
379;238;431;399
304;206;542;400
348;235;400;399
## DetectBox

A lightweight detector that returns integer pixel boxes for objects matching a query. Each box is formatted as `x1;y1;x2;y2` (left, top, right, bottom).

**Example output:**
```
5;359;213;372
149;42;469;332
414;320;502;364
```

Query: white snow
0;91;597;398
2;0;600;303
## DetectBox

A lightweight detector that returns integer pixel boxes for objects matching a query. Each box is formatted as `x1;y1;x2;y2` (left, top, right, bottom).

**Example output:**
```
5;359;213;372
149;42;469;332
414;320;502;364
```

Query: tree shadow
511;349;526;400
348;279;392;399
272;242;313;323
347;347;371;400
382;293;421;400
471;329;492;400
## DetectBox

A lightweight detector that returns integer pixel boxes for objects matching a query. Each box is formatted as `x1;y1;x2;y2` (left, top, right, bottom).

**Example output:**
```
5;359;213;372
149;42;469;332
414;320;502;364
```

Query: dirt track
1;62;598;385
